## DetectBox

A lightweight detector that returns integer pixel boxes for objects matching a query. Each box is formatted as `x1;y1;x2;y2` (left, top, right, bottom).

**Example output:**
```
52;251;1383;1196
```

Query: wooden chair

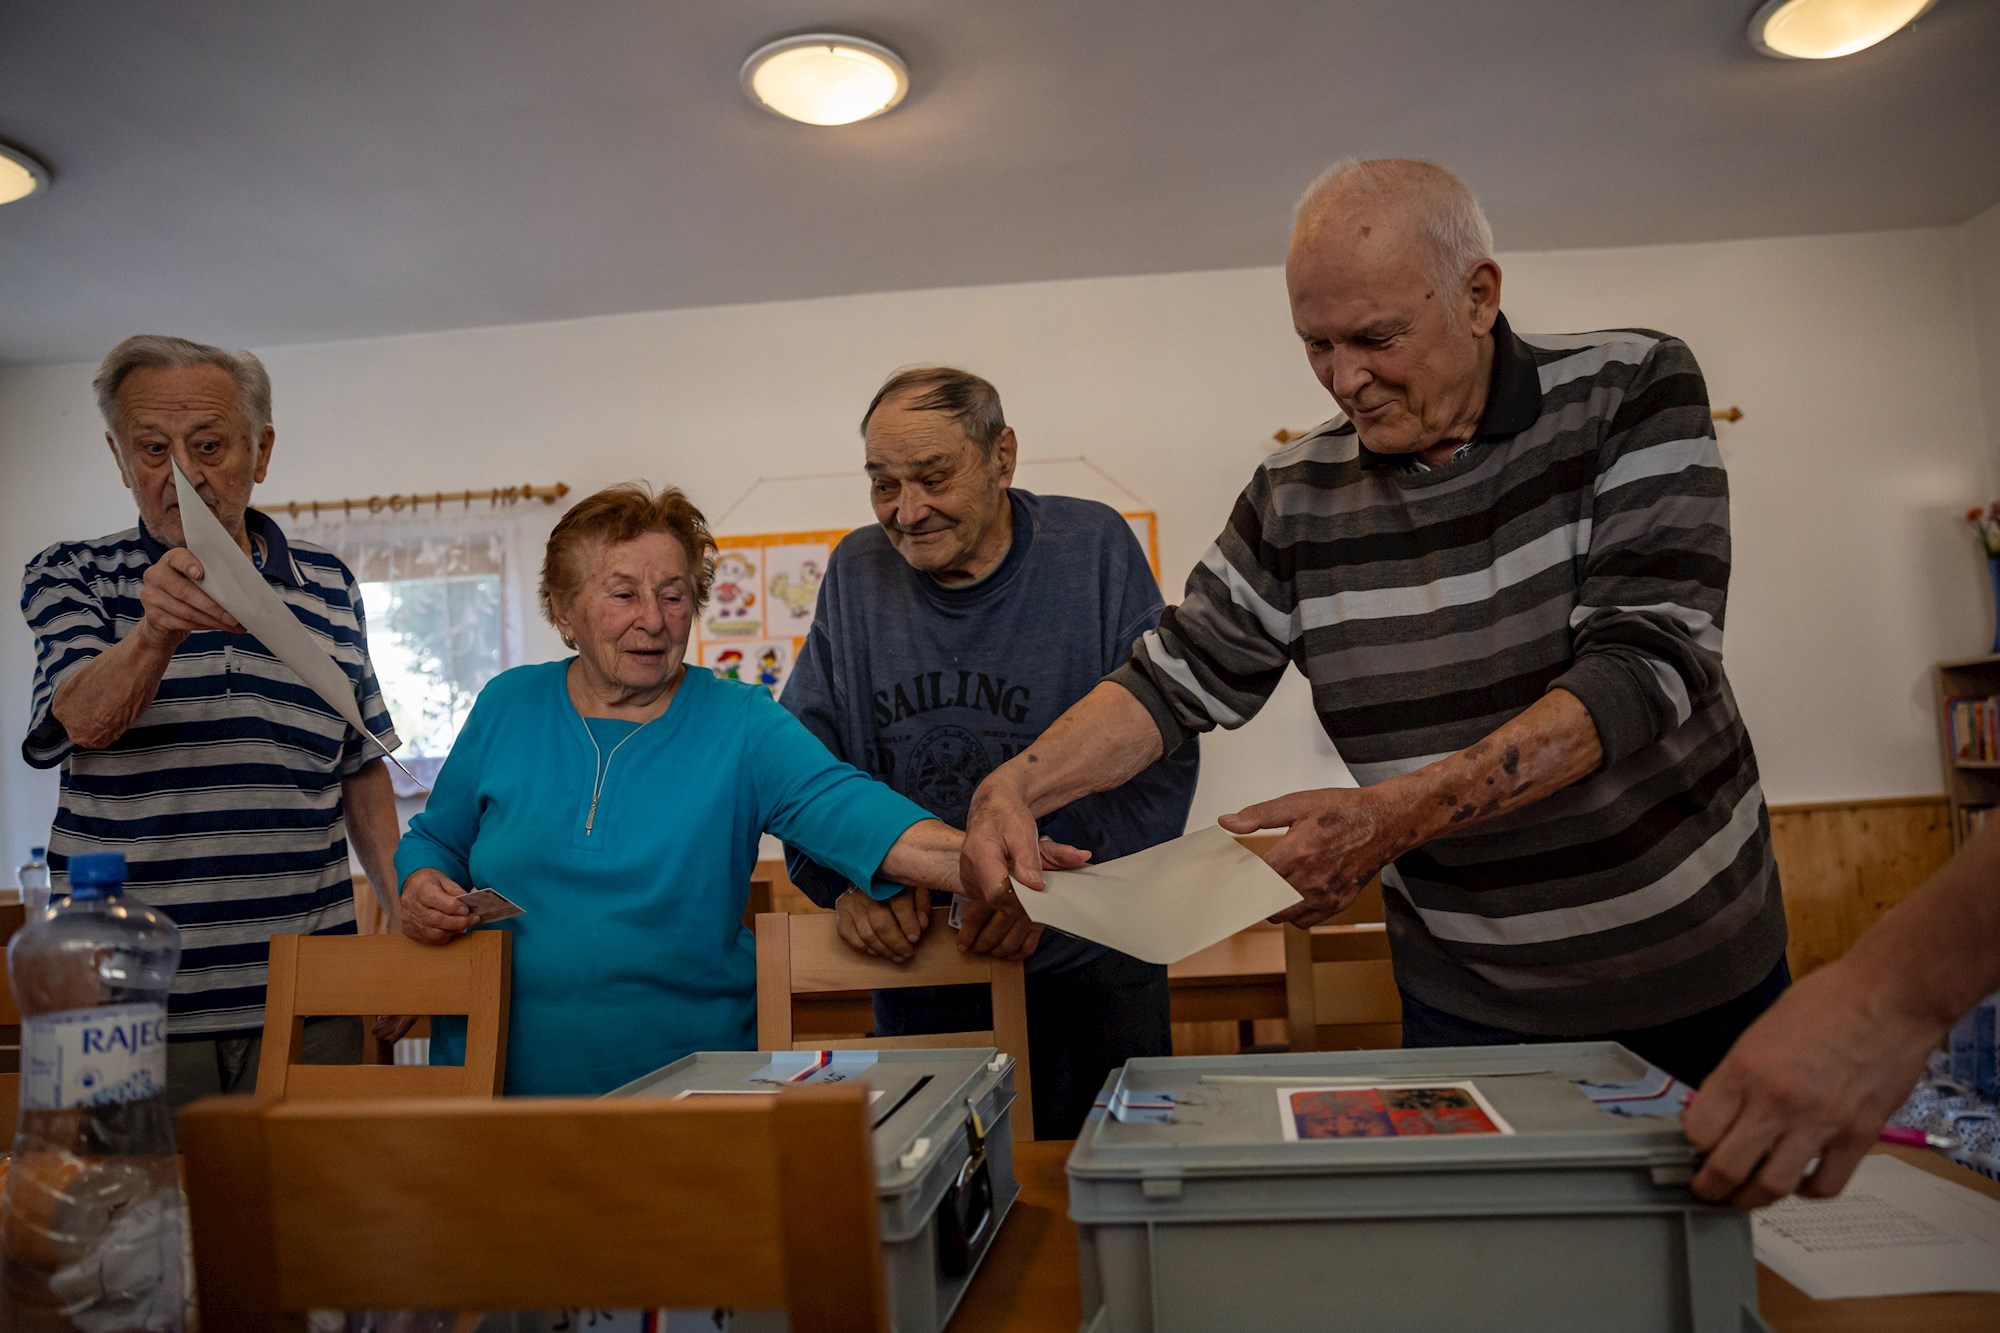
743;874;775;929
756;911;1035;1139
0;903;21;1132
254;931;510;1100
181;1086;887;1331
1283;878;1402;1051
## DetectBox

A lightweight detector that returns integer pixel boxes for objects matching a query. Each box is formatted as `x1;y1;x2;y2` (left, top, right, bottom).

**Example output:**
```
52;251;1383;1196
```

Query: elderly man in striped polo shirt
963;158;1788;1085
20;335;403;1107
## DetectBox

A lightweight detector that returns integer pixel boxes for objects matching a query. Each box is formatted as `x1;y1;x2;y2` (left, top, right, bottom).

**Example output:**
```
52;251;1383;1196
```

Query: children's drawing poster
763;543;829;632
701;639;793;693
692;514;1159;699
693;527;849;699
703;547;763;639
1125;512;1159;579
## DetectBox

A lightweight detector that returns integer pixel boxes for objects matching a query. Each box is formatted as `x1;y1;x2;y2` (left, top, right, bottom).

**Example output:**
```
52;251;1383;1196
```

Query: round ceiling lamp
1748;0;1937;59
0;140;51;206
741;34;909;126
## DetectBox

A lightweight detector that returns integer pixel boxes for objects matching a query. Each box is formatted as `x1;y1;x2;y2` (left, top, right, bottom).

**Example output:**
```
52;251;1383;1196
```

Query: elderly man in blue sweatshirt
781;366;1198;1138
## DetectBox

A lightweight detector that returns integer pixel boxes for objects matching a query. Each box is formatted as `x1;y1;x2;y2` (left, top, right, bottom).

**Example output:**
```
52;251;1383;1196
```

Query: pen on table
1878;1125;1959;1150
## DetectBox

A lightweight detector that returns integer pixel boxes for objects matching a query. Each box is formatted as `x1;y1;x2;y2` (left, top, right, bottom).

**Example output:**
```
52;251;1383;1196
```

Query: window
359;572;502;763
301;516;522;797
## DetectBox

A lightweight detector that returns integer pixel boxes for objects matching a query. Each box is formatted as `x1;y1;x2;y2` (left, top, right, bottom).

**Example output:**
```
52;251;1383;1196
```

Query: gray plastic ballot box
607;1048;1019;1332
1067;1043;1769;1333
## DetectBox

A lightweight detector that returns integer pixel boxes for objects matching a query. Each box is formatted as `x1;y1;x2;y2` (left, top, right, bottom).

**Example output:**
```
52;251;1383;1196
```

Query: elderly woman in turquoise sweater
395;483;1062;1095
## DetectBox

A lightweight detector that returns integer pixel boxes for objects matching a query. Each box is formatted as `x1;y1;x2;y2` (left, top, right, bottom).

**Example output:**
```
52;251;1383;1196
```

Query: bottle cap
67;851;128;897
29;845;45;858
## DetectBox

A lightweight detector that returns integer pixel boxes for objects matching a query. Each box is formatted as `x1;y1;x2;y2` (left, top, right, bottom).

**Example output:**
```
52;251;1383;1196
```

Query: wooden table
952;1142;2000;1332
1165;927;1285;1025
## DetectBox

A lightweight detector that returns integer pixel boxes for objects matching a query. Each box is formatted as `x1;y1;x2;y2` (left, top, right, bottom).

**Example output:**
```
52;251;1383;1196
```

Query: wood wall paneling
1768;795;1951;979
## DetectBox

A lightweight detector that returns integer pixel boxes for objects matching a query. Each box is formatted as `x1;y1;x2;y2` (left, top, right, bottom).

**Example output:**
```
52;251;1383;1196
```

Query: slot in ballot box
608;1047;1019;1333
1067;1043;1767;1333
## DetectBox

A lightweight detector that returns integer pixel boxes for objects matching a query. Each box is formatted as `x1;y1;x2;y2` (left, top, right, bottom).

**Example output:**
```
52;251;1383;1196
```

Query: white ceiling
2;0;1996;367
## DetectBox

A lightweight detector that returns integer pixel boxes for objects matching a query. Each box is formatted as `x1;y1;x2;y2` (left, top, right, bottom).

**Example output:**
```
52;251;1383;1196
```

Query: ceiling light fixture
1748;0;1937;59
0;140;51;206
741;34;909;126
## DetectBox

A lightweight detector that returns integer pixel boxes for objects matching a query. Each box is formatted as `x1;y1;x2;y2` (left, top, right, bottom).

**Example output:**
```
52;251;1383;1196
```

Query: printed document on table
173;461;416;788
1011;824;1302;965
1753;1154;2000;1299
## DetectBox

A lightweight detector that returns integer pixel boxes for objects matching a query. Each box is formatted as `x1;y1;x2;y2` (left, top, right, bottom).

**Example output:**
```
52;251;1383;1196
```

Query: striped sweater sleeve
19;545;112;768
1108;468;1296;752
1547;335;1729;765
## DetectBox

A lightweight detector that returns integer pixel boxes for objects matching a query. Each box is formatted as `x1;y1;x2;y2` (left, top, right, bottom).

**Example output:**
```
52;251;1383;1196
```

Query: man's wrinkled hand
1218;785;1404;927
961;775;1044;910
400;867;474;945
371;1014;420;1044
137;547;243;646
954;896;1044;961
835;887;931;963
1683;963;1935;1208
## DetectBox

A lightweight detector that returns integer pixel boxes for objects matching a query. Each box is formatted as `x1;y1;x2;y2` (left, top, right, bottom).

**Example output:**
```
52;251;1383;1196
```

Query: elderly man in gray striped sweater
962;158;1788;1086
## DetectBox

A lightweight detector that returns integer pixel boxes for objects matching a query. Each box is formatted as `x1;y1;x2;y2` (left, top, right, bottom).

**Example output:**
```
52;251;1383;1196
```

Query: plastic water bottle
1;852;184;1332
17;846;50;916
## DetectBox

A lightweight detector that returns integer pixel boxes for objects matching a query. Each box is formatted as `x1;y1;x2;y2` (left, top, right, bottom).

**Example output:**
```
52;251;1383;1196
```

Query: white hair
93;334;274;438
1293;157;1495;302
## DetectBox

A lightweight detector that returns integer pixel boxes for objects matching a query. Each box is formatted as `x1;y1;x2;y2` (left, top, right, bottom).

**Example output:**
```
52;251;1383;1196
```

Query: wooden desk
954;1142;2000;1331
1165;926;1285;1025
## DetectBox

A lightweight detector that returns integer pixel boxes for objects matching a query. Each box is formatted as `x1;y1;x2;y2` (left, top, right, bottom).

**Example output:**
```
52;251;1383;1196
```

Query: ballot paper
1011;824;1302;965
1753;1154;2000;1299
458;887;526;925
173;461;417;790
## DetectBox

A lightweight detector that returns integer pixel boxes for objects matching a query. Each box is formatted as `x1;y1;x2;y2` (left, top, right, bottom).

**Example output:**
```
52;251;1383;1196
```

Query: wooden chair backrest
1282;876;1401;1052
755;911;1034;1139
254;932;510;1100
743;875;775;929
181;1087;887;1330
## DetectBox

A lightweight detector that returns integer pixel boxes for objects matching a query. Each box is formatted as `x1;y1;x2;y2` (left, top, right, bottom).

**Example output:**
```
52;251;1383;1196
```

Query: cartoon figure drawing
706;551;761;635
767;559;823;622
714;649;744;682
757;648;784;688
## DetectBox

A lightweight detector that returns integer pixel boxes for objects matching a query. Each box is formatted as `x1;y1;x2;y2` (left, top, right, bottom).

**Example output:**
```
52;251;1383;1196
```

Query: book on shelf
1945;695;2000;763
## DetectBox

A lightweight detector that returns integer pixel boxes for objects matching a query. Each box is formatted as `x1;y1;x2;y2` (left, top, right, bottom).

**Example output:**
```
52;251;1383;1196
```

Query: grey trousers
165;1015;365;1109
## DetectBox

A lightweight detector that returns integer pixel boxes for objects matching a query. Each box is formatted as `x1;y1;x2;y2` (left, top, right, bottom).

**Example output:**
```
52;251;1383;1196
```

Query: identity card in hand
460;887;526;924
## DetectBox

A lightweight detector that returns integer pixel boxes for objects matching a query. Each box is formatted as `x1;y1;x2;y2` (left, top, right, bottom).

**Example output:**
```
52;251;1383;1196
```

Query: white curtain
287;507;531;799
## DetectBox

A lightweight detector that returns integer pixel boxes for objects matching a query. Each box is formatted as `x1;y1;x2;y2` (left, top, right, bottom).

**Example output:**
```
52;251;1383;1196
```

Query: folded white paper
173;461;418;793
1012;824;1302;965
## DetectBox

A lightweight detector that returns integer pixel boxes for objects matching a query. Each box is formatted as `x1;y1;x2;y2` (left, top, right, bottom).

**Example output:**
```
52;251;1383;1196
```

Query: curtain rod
268;482;571;520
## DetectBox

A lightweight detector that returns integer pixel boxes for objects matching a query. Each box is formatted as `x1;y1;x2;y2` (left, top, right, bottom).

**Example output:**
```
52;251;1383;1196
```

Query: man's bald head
1290;158;1494;313
1282;159;1503;460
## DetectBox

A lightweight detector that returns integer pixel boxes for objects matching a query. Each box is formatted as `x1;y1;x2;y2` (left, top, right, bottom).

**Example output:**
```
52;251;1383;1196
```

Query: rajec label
21;1002;169;1109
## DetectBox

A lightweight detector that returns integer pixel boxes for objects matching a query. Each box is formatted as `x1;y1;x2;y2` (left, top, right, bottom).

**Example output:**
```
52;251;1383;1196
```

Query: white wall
3;221;1996;866
1965;200;2000;460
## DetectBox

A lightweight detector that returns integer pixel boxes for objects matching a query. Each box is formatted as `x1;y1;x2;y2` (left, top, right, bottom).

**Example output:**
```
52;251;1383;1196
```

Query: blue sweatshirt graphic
781;490;1198;973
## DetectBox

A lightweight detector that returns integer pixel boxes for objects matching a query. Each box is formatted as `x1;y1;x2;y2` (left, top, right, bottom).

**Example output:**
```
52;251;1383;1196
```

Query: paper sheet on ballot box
1011;824;1302;965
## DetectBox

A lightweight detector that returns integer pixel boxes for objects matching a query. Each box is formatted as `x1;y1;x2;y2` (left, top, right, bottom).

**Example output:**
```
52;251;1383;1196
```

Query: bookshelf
1935;652;2000;848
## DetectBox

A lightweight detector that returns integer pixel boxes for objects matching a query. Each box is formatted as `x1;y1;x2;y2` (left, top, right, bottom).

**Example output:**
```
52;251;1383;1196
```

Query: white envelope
172;460;418;791
1012;824;1302;965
